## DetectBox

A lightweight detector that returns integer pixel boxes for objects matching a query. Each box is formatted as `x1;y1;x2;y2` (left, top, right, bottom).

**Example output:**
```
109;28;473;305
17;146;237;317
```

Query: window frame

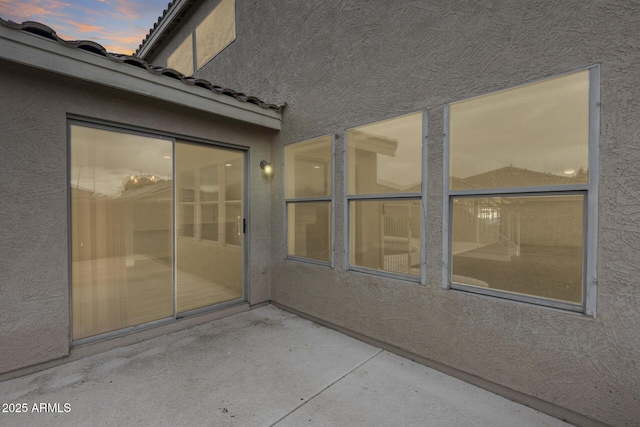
344;111;428;284
284;135;335;267
442;65;600;316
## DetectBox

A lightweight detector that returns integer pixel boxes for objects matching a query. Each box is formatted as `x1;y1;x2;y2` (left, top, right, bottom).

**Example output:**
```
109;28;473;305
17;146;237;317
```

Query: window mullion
450;184;589;197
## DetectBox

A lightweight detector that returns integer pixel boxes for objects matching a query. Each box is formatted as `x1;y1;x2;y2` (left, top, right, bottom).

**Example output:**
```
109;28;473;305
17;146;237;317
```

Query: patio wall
148;1;640;425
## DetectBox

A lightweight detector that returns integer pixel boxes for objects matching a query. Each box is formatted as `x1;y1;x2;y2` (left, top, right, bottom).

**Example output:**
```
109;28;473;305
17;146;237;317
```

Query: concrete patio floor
0;305;570;426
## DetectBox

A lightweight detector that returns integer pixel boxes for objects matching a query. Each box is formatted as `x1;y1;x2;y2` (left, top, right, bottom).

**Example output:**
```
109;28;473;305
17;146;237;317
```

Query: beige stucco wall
0;59;276;374
147;1;640;425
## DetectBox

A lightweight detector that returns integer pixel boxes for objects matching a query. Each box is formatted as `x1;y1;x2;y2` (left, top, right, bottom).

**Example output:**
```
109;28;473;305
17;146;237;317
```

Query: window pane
347;112;422;195
350;199;421;277
225;157;242;201
287;202;331;262
176;142;243;313
285;136;332;198
200;203;219;241
167;34;193;76
179;170;195;203
450;70;589;190
200;164;219;202
451;195;584;304
180;204;195;238
196;0;236;69
70;125;173;340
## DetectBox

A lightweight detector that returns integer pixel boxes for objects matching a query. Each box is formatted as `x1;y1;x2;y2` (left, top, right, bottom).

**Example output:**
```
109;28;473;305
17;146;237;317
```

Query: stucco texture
149;1;640;426
0;60;275;374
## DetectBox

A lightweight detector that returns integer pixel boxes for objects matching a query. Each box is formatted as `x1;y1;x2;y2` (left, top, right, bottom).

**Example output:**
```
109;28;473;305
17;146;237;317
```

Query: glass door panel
175;142;244;313
70;126;174;340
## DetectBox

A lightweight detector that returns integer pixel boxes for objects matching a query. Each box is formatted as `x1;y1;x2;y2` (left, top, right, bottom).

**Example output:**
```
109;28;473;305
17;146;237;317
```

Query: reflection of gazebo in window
451;194;521;264
379;199;420;275
450;166;585;303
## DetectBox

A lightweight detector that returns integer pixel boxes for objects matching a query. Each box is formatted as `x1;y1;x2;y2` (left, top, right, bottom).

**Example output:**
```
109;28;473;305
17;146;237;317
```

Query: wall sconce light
260;160;273;175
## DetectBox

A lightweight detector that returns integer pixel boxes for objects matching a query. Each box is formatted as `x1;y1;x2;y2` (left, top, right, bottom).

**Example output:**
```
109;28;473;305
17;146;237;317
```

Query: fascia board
0;26;282;130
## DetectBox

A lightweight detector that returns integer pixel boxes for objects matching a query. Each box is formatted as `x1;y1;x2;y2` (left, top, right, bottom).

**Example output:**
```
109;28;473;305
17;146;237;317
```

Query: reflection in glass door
70;126;174;340
175;142;244;313
70;125;245;341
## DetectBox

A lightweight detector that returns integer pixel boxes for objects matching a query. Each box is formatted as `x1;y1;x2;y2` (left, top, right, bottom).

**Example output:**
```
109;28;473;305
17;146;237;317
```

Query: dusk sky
0;0;169;54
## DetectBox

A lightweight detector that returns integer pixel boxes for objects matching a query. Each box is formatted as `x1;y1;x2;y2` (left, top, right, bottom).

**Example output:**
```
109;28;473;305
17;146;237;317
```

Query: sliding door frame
67;116;249;346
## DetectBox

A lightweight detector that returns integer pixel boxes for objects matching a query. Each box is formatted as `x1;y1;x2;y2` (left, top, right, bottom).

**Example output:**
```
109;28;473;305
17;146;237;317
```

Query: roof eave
0;25;281;130
137;0;192;60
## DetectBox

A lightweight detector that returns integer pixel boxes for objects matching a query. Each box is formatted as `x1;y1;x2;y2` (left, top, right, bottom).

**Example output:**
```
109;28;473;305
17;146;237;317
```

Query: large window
444;67;599;314
166;0;236;75
285;135;333;264
346;112;425;281
70;123;245;341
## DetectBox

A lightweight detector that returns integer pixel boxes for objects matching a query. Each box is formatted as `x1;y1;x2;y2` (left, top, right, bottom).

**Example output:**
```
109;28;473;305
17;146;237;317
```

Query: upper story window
285;135;333;264
444;66;600;315
167;0;236;76
346;112;425;281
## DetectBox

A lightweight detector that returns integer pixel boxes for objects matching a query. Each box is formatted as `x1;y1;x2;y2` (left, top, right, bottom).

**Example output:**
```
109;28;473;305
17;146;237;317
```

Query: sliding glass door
175;142;244;313
70;124;245;341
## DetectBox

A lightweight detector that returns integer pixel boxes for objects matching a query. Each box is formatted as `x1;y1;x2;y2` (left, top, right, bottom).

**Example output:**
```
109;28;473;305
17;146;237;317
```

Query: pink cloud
0;0;164;54
100;29;149;53
109;33;147;45
101;43;134;55
0;0;71;22
58;26;148;54
59;18;104;34
113;0;141;20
